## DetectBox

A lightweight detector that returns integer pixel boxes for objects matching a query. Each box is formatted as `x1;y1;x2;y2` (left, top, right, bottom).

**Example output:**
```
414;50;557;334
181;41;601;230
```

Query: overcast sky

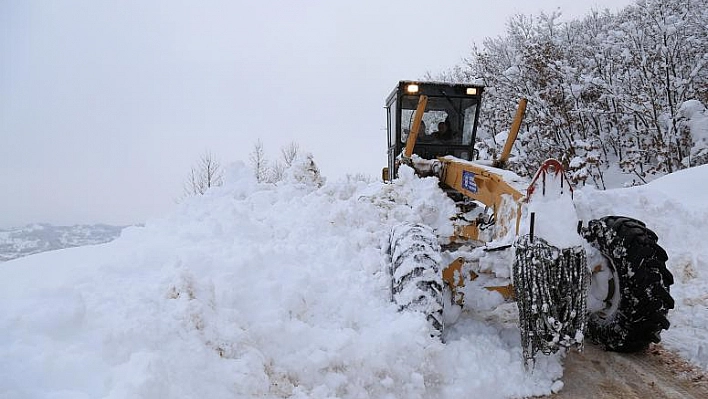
0;0;636;228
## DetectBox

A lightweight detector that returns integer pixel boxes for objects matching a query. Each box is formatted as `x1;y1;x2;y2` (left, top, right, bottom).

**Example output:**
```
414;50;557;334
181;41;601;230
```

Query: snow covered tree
249;140;269;183
249;140;304;184
184;151;223;196
269;141;300;183
434;0;708;188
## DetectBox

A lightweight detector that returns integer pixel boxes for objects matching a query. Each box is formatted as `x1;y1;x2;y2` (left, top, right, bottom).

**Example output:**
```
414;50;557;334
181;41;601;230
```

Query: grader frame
384;80;674;362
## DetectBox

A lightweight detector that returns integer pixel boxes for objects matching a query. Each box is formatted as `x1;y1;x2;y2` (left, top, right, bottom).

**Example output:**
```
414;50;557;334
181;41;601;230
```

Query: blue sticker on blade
462;170;478;193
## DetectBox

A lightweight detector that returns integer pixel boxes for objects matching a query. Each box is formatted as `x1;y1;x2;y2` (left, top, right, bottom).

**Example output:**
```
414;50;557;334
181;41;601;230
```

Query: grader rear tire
389;223;444;337
582;216;674;352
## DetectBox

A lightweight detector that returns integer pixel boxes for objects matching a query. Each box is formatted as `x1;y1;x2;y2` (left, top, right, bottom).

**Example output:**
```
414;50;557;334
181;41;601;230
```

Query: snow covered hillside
1;159;707;398
0;223;124;262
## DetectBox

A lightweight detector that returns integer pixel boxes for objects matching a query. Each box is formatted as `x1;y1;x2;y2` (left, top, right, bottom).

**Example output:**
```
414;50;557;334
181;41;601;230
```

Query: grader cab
383;80;675;362
384;81;484;180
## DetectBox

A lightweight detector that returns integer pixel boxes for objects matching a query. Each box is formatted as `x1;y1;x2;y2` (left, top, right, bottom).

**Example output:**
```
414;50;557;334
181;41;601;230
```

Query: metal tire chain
513;235;589;365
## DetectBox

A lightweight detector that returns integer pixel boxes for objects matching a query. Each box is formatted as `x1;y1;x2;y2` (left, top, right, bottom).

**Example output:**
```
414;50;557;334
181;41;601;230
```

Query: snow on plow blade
513;234;589;364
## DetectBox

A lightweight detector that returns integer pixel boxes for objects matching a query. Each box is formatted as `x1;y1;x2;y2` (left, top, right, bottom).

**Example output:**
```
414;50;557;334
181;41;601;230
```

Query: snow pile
2;158;707;398
0;161;560;399
519;164;584;249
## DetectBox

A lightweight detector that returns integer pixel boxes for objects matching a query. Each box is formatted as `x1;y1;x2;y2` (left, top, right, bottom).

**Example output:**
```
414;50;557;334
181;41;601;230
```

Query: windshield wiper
440;90;461;116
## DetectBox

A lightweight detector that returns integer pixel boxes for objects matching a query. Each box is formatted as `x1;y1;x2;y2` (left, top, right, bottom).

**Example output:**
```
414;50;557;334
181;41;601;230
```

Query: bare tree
184;151;223;196
270;142;300;182
280;141;300;167
249;139;269;183
249;140;303;183
270;161;286;183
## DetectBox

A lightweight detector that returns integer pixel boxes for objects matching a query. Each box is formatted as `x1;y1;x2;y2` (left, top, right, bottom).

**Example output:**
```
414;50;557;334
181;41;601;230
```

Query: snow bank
0;161;560;399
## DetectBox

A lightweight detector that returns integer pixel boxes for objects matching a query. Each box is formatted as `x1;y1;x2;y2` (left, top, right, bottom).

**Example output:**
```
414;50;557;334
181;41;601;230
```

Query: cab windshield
400;95;478;146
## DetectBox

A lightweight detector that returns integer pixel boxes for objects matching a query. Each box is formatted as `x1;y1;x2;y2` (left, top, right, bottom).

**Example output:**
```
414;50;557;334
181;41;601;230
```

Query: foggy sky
0;0;634;228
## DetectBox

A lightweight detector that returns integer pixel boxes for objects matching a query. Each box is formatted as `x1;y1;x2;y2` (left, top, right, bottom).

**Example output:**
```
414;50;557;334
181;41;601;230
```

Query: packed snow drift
1;159;707;398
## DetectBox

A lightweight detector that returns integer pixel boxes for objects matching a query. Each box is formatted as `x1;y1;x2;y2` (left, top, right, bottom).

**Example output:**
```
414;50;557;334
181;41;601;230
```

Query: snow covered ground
1;159;706;398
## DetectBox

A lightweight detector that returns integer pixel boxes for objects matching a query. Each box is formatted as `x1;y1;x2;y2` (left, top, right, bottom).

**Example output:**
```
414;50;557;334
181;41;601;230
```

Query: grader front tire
389;223;445;337
582;216;674;352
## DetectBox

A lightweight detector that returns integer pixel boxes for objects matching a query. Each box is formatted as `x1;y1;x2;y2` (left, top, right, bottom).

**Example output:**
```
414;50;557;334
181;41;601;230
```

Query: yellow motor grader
383;81;674;362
